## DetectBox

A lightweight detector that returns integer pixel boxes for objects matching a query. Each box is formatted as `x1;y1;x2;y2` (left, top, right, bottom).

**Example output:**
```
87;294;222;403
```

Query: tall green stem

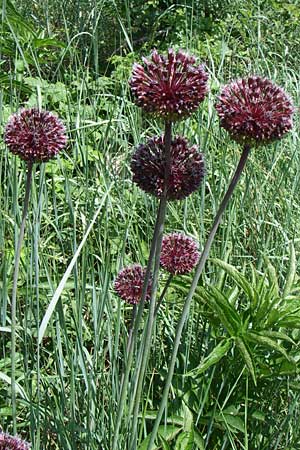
11;161;33;434
147;145;251;449
129;121;172;449
112;122;172;450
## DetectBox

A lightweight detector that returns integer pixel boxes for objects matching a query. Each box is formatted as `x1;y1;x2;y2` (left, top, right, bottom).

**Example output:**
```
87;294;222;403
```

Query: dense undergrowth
0;1;300;449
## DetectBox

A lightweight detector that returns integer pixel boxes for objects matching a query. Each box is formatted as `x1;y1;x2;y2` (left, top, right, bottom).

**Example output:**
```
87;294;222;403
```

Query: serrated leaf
235;337;256;385
185;339;232;377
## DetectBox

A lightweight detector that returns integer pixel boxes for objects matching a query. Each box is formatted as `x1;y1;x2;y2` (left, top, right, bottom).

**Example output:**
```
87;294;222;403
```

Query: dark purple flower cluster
4;108;67;163
0;432;30;450
114;264;152;304
130;49;209;120
160;233;200;275
131;136;205;201
215;76;294;146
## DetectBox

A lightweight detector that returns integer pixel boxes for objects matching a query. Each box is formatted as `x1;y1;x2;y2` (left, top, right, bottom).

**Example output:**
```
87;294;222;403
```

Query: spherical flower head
131;136;205;201
114;264;152;304
0;432;30;450
160;233;200;275
4;108;67;162
215;76;294;146
129;48;209;120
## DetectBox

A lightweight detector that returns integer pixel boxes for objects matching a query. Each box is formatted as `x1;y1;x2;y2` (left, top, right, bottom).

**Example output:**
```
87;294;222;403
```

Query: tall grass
0;1;300;449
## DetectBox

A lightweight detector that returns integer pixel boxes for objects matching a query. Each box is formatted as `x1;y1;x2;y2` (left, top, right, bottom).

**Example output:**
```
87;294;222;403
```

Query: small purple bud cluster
160;233;200;275
0;432;30;450
114;264;152;304
130;49;209;121
4;108;67;163
131;136;205;201
216;76;294;146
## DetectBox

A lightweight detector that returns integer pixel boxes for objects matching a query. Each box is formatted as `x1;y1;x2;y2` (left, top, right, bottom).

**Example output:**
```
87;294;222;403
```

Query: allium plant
131;136;205;200
215;76;294;146
115;47;294;449
5;108;67;162
113;48;208;449
4;107;67;433
114;265;152;304
160;233;200;275
0;432;30;450
130;48;209;121
147;77;294;448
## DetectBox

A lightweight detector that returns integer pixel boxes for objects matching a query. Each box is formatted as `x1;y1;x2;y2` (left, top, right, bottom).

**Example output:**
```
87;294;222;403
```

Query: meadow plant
114;50;295;449
4;108;67;434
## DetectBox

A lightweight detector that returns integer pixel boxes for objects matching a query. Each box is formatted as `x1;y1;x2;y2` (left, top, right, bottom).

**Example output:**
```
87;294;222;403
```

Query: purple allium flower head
4;108;67;162
0;432;30;450
114;264;152;304
215;76;294;146
160;233;200;275
131;136;205;200
129;48;209;120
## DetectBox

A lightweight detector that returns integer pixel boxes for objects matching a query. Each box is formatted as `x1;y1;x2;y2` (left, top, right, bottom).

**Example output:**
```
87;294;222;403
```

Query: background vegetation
0;0;300;449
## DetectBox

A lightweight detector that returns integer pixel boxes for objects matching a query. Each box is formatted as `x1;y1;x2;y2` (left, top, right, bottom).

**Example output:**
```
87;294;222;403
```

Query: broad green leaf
252;411;265;421
159;435;171;450
185;339;232;377
202;287;241;335
183;404;194;432
138;425;182;450
142;412;183;427
216;413;244;432
193;430;205;450
211;258;258;308
283;243;296;297
175;430;194;450
246;332;291;360
235;337;256;385
260;330;294;344
264;256;279;297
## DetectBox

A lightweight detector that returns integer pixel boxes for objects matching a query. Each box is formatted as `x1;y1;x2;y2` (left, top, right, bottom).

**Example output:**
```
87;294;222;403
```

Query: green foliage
0;0;300;449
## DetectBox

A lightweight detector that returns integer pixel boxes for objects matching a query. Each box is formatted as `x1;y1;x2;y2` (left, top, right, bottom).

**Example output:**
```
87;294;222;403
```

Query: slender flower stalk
112;122;173;450
11;162;33;433
112;137;171;449
146;145;251;449
128;122;173;448
154;273;173;316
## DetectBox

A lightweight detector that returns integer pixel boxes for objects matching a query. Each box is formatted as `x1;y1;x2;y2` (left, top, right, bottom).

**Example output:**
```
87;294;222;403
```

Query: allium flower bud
114;264;152;304
215;76;294;146
0;432;30;449
160;233;200;275
131;136;205;201
129;48;209;120
4;108;67;162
